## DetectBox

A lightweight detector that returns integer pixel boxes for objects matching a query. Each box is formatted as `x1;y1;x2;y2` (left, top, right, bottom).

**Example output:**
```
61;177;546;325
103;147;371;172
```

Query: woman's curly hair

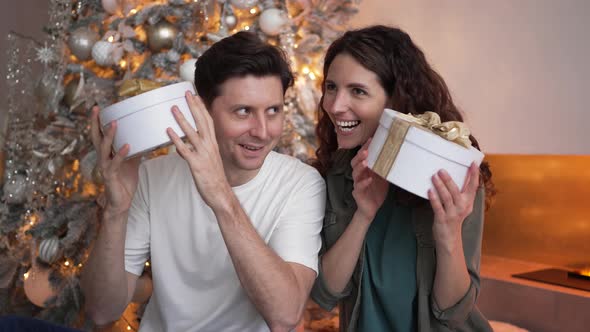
312;25;495;208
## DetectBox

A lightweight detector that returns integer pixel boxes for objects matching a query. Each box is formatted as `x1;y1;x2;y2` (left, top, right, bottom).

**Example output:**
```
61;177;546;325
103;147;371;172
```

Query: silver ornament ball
68;27;99;61
2;174;28;204
147;21;179;52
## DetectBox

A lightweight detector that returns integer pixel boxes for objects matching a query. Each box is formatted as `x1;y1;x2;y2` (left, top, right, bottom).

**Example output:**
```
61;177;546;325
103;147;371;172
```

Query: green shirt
358;187;418;332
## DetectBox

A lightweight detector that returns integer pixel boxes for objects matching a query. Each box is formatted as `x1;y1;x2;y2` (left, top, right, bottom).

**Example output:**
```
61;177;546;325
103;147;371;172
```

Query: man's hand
167;92;231;211
90;106;141;218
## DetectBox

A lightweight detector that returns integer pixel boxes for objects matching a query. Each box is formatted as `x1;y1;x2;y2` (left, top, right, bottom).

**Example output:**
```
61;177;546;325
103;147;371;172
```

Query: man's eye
267;107;280;115
236;108;249;116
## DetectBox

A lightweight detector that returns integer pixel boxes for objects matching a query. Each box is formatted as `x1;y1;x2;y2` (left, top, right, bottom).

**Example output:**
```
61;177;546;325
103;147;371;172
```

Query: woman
310;25;495;331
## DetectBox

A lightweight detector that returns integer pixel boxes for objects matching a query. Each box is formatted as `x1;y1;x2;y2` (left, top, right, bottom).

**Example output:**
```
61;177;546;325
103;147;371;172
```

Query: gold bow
395;112;472;148
117;79;163;98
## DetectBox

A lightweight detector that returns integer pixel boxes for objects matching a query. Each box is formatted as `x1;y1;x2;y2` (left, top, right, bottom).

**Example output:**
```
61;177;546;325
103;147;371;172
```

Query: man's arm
80;211;138;325
214;191;317;331
81;107;142;325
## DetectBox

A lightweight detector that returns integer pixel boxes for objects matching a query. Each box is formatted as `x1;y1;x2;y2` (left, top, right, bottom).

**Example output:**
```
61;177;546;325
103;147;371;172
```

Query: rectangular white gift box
99;81;197;158
367;108;484;199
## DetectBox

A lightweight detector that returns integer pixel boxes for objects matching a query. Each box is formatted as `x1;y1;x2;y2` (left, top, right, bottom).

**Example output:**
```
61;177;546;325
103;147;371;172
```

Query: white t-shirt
124;151;326;332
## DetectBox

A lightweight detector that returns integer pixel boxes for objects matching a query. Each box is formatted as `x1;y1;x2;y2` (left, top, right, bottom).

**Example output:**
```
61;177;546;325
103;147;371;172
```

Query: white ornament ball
24;263;56;307
230;0;258;9
101;0;121;15
224;15;238;30
259;8;288;36
38;236;61;264
92;41;115;66
179;58;198;83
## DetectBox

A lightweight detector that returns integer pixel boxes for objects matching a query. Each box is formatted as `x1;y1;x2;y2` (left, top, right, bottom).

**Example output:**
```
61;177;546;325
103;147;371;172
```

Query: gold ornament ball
147;21;179;52
23;263;57;308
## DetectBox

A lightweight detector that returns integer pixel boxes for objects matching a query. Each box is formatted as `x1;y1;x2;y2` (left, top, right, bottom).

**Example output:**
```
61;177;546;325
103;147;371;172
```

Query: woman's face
322;53;390;149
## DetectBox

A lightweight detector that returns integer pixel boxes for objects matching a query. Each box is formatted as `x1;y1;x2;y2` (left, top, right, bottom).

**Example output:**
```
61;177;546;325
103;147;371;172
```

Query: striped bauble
38;237;61;264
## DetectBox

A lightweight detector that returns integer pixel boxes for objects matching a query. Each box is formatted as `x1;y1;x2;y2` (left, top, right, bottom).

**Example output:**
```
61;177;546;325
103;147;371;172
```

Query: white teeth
336;120;360;128
241;144;262;151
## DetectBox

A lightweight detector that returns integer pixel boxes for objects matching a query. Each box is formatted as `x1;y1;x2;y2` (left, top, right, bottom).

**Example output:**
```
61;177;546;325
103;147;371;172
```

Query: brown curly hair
312;25;495;207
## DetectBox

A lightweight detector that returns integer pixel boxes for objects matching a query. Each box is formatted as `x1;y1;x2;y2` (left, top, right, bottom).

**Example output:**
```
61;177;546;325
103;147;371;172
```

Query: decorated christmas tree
1;0;359;329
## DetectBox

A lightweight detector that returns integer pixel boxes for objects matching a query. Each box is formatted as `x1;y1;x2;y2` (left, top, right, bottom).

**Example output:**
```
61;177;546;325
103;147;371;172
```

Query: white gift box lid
379;108;484;167
100;81;195;124
99;81;197;157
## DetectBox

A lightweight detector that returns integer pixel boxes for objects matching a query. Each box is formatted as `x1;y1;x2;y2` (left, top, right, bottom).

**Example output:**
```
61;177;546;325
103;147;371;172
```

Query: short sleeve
124;163;151;276
268;169;326;274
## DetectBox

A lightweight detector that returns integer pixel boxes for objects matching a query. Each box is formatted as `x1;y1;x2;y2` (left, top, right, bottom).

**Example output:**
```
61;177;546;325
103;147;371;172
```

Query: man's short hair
194;32;294;107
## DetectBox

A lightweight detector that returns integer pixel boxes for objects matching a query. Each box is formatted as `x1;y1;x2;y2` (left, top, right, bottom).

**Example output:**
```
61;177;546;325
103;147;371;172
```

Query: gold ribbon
394;112;472;148
117;79;163;98
372;111;472;179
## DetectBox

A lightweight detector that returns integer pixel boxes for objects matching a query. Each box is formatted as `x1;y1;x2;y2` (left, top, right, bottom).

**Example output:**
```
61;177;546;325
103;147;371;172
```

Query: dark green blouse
358;186;417;332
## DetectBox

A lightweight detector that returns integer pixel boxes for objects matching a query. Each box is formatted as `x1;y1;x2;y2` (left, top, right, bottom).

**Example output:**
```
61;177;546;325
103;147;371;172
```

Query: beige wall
350;0;590;154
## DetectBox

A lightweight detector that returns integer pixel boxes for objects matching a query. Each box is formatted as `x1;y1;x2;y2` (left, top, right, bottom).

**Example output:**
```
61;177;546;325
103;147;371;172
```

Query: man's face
209;75;285;185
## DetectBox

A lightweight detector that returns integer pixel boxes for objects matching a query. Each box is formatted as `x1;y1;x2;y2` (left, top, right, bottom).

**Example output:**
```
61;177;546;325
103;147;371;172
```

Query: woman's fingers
432;172;453;209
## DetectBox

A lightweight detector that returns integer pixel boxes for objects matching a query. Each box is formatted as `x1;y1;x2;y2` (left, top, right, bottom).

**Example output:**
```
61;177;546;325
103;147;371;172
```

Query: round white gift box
99;81;197;158
367;108;484;199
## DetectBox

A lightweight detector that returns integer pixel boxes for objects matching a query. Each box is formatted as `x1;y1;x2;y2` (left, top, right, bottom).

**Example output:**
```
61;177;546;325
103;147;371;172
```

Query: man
81;32;326;332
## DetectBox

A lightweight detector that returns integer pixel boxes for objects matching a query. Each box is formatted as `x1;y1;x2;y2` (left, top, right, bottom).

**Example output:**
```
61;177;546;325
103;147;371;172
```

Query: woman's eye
325;83;336;91
267;107;280;115
352;87;367;96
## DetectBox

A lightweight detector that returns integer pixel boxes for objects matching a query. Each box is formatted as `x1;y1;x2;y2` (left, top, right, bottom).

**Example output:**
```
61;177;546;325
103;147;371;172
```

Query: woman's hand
351;139;389;222
428;163;480;252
